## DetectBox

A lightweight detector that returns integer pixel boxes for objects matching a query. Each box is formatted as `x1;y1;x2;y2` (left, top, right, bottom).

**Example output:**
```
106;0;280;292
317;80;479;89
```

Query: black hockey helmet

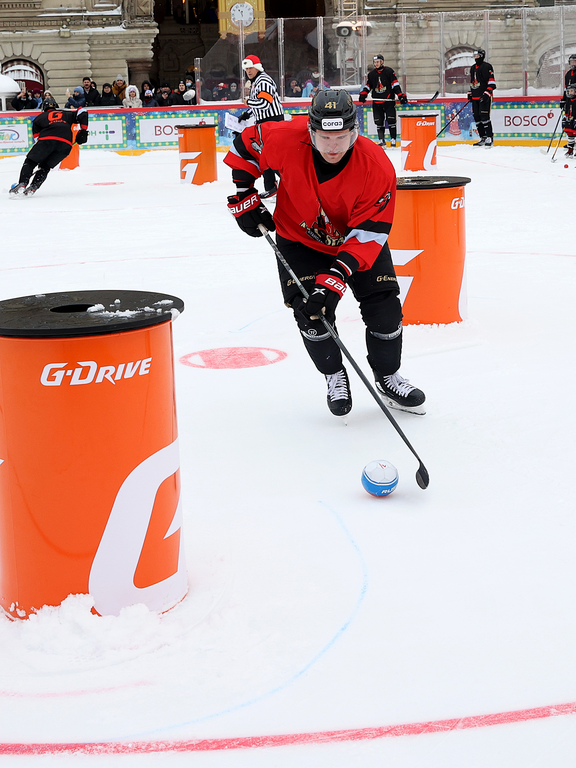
373;54;385;64
569;53;576;64
474;48;486;61
42;98;57;111
308;89;357;132
566;82;576;98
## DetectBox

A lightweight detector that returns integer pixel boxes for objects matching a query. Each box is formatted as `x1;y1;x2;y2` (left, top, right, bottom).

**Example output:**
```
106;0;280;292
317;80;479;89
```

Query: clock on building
218;0;265;38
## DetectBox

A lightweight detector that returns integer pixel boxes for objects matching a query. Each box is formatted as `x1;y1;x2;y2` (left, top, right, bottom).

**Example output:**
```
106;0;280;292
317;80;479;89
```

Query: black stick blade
416;464;429;489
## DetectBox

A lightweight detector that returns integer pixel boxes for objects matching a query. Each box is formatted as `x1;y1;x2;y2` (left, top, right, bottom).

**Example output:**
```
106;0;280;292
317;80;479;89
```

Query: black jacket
359;67;404;102
32;108;89;146
470;61;496;99
12;94;38;111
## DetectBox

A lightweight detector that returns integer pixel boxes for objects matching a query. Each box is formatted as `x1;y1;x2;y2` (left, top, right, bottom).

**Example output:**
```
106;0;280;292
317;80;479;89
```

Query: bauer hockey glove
398;93;408;105
238;111;252;122
227;188;275;238
75;129;88;145
358;92;367;104
303;255;359;323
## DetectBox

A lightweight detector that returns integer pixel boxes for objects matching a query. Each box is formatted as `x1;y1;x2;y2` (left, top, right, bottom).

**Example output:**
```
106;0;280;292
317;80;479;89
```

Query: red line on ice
1;701;576;755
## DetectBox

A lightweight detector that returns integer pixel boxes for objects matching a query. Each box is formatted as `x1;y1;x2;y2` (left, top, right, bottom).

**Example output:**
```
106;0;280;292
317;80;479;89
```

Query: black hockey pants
276;235;403;377
472;96;493;139
19;139;72;189
373;102;398;142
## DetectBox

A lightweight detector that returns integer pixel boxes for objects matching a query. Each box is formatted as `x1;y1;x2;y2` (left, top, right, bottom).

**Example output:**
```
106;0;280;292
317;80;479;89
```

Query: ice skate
374;371;426;415
473;137;487;147
484;137;493;148
24;185;38;196
565;145;574;157
9;183;27;196
325;368;352;417
389;139;397;148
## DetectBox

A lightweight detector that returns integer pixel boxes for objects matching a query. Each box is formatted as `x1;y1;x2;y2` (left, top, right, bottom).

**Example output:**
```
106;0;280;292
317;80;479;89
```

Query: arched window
445;46;475;94
1;60;45;94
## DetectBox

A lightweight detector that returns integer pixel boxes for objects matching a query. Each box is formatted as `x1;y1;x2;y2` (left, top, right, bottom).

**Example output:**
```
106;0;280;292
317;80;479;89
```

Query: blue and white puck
361;460;398;496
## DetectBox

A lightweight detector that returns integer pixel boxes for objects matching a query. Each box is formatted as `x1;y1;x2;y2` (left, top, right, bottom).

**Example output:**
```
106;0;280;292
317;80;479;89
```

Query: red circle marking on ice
180;347;287;369
87;182;125;186
1;700;576;755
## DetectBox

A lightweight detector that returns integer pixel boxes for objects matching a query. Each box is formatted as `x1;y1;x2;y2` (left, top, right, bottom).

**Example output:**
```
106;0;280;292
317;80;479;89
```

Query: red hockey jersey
224;117;396;272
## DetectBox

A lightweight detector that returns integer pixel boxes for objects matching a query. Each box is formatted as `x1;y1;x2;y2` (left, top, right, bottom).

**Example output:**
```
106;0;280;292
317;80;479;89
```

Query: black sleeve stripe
345;220;392;236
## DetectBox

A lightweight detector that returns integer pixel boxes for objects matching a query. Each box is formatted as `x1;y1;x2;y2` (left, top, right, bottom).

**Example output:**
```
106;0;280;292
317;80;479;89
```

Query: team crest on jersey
375;191;391;213
299;204;344;247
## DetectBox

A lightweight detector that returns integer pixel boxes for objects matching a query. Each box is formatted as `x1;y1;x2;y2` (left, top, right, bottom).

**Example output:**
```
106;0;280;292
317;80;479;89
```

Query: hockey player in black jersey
9;98;89;197
561;82;576;157
468;49;496;147
358;55;407;148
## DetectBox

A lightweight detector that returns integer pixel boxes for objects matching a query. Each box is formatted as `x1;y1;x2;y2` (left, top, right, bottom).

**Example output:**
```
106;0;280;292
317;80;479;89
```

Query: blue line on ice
127;501;368;739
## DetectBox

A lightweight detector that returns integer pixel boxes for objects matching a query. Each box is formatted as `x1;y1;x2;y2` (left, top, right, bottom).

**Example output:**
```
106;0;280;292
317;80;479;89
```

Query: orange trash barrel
177;123;217;184
388;176;471;325
0;290;188;619
59;126;80;171
399;111;439;172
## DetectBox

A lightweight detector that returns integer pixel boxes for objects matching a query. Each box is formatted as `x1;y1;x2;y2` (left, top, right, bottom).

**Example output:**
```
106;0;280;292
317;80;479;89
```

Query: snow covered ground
0;142;575;767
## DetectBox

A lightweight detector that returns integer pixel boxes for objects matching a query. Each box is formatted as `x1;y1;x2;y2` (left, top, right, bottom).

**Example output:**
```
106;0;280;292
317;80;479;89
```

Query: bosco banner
389;176;471;325
0;290;187;619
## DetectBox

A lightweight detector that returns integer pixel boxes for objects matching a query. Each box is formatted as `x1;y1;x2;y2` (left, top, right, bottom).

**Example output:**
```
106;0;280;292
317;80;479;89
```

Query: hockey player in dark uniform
560;55;576;113
9;99;89;197
468;48;496;147
225;89;425;417
561;82;576;157
358;55;407;148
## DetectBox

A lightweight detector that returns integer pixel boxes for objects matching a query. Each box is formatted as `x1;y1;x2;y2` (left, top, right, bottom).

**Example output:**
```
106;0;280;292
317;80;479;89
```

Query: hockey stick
436;102;467;138
257;224;430;490
540;111;562;155
550;129;565;162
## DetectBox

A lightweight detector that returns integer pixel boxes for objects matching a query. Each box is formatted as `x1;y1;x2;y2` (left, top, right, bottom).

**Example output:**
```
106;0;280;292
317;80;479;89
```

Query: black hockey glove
75;129;88;145
238;111;252;122
227;188;275;238
358;92;367;104
467;92;472;102
398;93;408;105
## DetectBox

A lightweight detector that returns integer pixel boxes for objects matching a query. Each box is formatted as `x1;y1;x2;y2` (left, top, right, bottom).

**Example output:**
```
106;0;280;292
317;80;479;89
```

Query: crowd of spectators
8;67;336;112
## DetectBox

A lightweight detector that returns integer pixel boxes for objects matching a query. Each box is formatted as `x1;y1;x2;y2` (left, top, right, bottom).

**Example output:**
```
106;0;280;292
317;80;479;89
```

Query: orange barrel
177;123;217;184
388;176;471;325
0;290;187;619
399;111;440;172
60;126;80;171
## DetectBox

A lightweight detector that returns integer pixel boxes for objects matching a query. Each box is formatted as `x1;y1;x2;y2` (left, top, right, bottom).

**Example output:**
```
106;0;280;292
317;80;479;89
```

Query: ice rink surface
0;141;575;766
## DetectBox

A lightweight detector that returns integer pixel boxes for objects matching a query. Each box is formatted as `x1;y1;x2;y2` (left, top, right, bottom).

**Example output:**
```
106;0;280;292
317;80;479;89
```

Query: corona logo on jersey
388;179;469;325
400;112;439;172
0;319;187;618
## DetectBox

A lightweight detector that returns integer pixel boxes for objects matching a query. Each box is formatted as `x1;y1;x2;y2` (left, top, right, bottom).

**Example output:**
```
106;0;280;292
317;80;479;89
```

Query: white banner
138;114;215;145
492;106;561;134
0;121;30;152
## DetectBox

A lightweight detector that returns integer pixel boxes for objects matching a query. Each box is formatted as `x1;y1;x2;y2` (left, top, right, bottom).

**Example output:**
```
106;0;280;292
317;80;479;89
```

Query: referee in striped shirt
238;54;284;198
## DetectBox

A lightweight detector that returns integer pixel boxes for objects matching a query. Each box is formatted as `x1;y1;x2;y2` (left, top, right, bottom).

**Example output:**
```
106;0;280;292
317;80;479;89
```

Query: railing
194;5;576;101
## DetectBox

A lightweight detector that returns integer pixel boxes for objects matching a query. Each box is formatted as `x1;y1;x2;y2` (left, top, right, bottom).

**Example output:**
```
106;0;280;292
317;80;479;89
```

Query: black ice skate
565;145;574;157
484;137;493;148
325;368;352;417
374;371;426;415
9;183;27;196
24;185;38;196
473;137;487;147
389;139;397;148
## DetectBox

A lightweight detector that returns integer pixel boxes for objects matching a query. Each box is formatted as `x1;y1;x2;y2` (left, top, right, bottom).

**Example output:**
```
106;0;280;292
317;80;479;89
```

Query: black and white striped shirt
246;72;284;123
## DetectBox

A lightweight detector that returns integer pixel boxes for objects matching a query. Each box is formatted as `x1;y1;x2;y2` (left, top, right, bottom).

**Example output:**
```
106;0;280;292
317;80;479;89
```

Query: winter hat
116;74;125;81
242;55;264;72
128;86;137;94
73;86;83;94
145;89;153;97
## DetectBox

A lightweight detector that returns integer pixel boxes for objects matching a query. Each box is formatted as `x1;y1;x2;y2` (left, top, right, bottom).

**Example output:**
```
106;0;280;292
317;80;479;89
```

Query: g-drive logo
41;358;152;386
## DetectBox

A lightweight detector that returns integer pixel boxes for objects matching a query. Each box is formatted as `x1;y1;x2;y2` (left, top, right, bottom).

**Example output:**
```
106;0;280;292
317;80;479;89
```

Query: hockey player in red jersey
225;88;425;417
9;98;89;197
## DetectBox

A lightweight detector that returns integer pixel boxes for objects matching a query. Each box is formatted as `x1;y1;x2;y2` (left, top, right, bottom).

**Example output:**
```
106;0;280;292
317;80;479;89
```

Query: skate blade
380;394;426;416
